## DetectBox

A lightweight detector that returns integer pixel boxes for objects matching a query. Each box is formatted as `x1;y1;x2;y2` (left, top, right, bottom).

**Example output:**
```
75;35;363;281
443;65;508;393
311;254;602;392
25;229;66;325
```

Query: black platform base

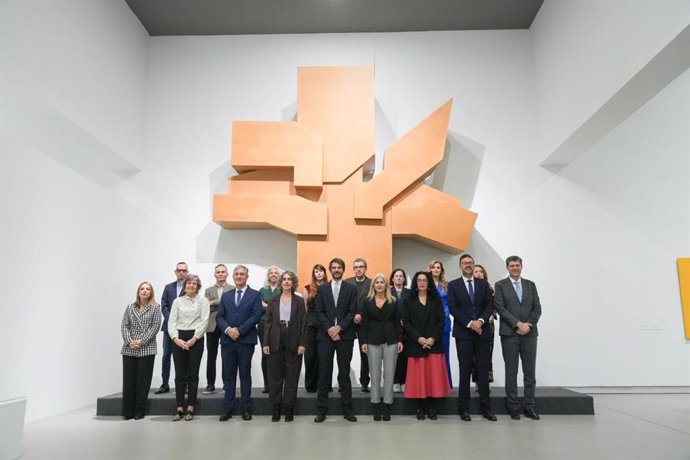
97;387;593;416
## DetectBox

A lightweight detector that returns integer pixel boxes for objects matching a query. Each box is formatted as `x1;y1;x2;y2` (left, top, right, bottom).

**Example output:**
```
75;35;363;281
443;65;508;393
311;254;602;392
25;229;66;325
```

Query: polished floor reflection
21;393;690;460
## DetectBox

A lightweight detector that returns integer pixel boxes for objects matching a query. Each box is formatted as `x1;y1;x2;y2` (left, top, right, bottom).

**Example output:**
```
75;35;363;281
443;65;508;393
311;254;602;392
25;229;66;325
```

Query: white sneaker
393;384;401;393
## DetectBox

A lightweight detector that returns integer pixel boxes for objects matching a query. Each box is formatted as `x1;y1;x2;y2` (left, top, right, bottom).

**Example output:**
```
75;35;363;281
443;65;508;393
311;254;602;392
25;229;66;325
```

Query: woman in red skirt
402;271;451;420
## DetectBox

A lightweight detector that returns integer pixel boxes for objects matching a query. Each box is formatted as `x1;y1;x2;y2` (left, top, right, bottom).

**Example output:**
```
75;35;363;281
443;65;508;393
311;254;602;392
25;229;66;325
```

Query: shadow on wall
431;131;486;210
196;223;297;269
392;229;504;284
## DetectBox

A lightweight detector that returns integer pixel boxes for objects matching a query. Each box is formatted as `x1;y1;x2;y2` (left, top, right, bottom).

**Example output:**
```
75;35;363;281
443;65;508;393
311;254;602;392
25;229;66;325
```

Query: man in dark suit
314;257;358;423
448;254;497;421
217;265;262;421
155;261;188;394
345;257;371;393
494;255;542;420
203;264;233;394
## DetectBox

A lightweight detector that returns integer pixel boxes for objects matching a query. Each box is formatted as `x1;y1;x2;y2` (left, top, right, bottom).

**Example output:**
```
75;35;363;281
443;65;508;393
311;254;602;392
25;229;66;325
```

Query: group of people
120;254;542;424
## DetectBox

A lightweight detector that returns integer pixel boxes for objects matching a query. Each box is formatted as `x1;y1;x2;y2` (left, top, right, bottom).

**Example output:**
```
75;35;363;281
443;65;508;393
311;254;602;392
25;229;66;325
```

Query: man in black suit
155;261;188;394
448;254;497;421
494;255;542;420
345;257;371;393
217;265;262;421
314;257;358;423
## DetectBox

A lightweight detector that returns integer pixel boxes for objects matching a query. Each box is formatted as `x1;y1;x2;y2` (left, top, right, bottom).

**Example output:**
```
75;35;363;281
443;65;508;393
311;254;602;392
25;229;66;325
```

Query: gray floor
20;393;690;460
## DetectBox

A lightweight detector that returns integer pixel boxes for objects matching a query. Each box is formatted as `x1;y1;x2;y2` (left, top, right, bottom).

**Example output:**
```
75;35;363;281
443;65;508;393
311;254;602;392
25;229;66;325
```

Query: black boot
284;405;294;422
271;404;281;422
372;402;382;421
382;403;392;421
426;398;437;420
416;399;426;420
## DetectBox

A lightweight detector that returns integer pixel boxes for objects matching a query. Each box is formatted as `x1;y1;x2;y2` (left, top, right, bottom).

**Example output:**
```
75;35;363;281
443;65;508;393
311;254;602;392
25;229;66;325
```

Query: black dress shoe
202;385;215;394
123;416;134;421
154;384;170;394
134;414;145;420
482;411;497;421
262;387;269;394
524;408;540;420
219;413;232;421
416;409;426;420
343;414;357;422
510;411;521;420
459;410;472;422
271;404;281;422
427;409;438;420
314;413;327;423
284;405;294;422
360;385;370;393
242;411;253;421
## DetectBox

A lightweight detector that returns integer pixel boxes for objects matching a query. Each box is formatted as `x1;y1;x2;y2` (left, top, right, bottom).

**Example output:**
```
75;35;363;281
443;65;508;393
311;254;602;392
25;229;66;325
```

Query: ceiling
126;0;544;36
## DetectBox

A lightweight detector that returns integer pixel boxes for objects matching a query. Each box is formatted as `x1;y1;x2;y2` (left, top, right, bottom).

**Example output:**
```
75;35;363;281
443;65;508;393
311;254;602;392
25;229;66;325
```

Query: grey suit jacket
204;283;234;332
494;277;541;337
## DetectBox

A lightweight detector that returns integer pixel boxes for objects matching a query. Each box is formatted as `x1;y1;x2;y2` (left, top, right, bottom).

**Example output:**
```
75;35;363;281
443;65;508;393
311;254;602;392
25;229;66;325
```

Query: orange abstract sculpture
213;66;477;284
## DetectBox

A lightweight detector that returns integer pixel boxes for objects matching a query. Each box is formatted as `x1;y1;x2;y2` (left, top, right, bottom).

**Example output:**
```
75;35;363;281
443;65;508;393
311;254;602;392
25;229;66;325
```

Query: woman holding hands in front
120;282;161;420
402;271;451;420
168;273;209;421
360;273;402;421
263;271;307;422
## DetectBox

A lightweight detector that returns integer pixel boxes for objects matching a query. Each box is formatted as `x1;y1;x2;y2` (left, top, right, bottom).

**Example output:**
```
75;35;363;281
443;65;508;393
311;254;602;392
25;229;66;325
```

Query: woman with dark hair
473;264;496;384
168;273;209;421
390;268;410;393
302;264;328;393
429;260;453;389
259;266;281;393
263;271;307;422
360;273;402;421
402;271;451;420
120;282;161;420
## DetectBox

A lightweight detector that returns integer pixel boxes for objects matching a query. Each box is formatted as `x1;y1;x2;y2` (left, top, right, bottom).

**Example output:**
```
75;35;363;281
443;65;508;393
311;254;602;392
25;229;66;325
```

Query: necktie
467;279;474;303
236;289;243;306
514;281;522;302
332;282;340;304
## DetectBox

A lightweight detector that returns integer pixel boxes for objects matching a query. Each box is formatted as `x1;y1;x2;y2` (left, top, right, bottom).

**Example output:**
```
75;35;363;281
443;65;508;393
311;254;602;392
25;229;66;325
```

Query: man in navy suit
494;255;542;420
217;265;262;421
448;254;497;421
314;257;358;423
155;261;188;394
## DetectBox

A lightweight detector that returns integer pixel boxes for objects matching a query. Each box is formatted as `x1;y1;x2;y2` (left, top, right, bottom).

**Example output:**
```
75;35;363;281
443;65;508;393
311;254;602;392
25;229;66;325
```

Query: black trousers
267;325;303;406
355;324;370;386
172;330;205;408
317;338;354;414
303;324;319;392
122;355;155;418
257;322;269;389
205;326;222;386
456;338;491;412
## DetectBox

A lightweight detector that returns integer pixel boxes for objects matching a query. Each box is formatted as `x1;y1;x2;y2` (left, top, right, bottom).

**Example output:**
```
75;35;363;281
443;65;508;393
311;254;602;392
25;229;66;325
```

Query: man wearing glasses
345;257;372;393
155;262;188;394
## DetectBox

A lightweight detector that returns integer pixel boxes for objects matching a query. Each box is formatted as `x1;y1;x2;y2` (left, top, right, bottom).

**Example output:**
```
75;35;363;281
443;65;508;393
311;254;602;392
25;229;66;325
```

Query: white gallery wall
1;0;688;421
